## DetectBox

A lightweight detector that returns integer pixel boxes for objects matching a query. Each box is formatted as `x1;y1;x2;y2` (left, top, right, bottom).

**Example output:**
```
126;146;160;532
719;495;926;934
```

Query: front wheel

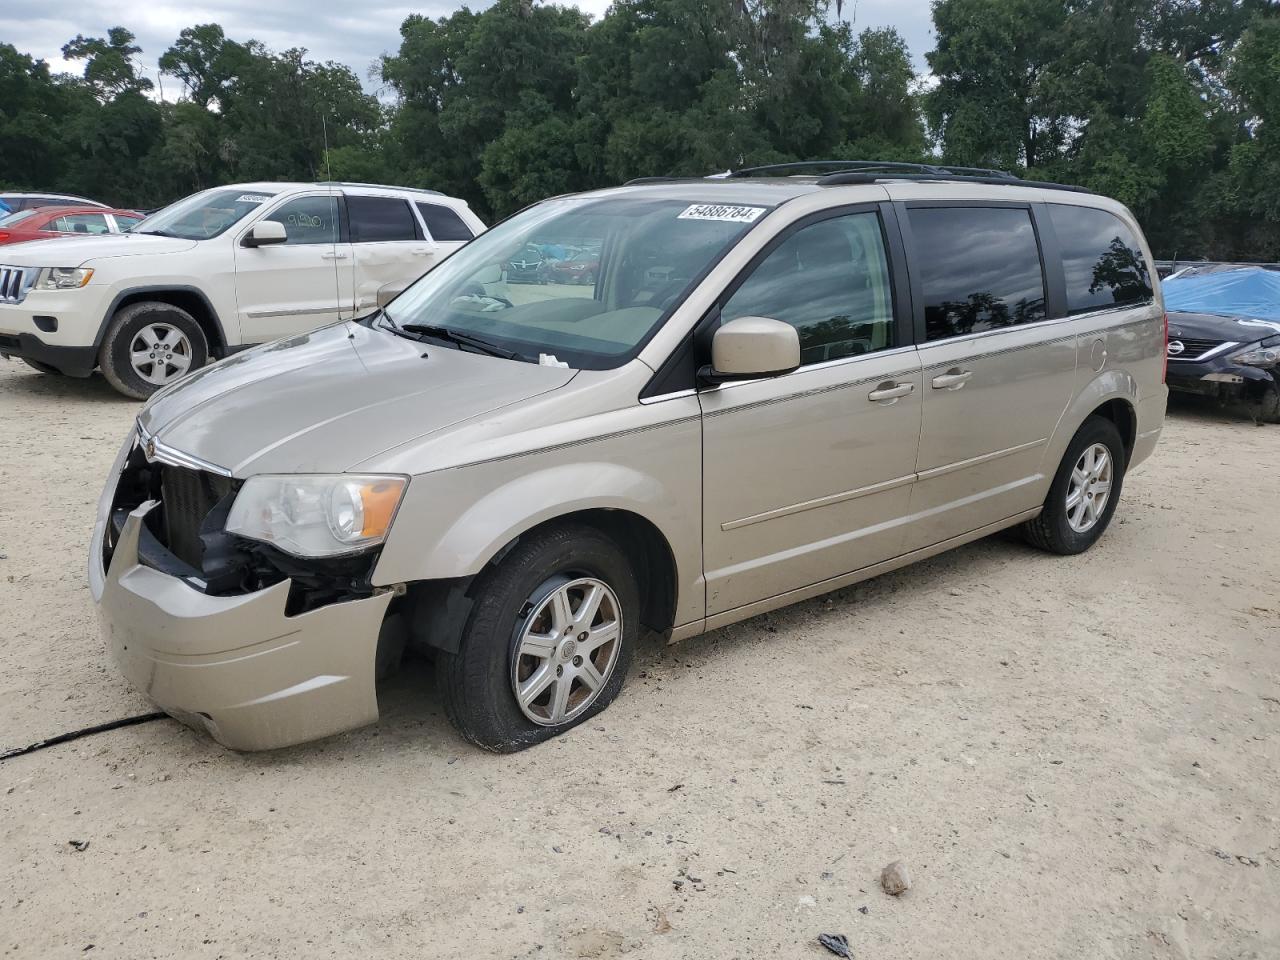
1022;416;1127;555
436;523;639;752
99;301;208;400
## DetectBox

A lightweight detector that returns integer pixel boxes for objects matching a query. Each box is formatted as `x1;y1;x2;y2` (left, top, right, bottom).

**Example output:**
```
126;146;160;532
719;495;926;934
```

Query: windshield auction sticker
236;194;272;204
678;203;766;224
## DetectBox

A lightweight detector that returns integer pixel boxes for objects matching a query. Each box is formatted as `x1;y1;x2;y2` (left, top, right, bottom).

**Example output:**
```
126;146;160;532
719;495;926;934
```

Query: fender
373;460;682;585
93;285;230;354
1043;366;1139;470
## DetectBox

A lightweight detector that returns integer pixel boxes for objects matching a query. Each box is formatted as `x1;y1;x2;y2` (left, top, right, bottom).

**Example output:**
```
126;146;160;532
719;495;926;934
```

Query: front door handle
321;251;349;261
867;381;915;403
931;368;973;390
411;247;434;256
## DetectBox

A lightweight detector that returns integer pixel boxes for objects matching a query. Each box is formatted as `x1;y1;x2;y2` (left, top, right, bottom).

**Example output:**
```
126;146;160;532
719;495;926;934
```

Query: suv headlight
1232;335;1280;368
34;267;94;290
226;474;408;557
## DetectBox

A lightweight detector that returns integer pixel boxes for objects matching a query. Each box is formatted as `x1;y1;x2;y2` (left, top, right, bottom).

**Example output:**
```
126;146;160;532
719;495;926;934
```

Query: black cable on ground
1;712;169;762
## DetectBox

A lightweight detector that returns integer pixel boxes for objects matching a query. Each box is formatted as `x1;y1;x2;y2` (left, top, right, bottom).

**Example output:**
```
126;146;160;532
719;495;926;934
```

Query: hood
0;232;197;266
1168;311;1280;344
138;321;577;476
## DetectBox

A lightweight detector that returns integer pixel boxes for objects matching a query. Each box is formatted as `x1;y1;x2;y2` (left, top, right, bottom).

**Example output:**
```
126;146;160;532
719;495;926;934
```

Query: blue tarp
1163;267;1280;323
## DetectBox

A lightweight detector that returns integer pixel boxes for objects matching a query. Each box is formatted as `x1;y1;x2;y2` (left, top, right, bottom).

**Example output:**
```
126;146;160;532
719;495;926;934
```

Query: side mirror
377;280;409;308
242;220;288;248
699;316;800;384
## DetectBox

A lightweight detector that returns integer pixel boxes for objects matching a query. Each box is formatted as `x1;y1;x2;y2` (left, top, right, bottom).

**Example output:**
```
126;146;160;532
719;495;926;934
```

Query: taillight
1162;312;1169;383
0;232;9;242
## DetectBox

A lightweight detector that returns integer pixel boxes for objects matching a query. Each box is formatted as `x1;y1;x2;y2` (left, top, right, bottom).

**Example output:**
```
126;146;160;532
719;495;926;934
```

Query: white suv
0;182;485;397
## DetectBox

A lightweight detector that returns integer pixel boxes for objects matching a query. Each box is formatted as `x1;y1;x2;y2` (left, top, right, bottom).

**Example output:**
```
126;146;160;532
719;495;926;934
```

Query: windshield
381;195;772;368
133;188;278;240
0;209;40;227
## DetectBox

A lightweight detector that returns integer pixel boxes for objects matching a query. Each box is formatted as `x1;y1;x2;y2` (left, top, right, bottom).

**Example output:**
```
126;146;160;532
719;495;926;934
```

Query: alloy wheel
511;576;622;726
1065;442;1113;533
129;323;192;386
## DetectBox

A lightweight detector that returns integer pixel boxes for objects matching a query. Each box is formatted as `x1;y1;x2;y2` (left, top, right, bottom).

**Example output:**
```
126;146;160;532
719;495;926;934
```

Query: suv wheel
99;301;208;399
437;523;639;752
1022;415;1126;555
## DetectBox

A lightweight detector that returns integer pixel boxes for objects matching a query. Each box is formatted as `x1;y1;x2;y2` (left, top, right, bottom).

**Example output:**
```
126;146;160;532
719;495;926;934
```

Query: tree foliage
1;0;1277;257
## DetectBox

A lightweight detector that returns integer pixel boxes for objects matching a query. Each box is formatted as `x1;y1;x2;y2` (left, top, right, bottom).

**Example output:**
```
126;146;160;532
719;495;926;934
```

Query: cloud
2;0;932;97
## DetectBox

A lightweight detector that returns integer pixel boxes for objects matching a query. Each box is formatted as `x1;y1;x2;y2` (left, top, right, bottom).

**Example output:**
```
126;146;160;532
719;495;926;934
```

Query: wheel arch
1045;369;1139;470
97;286;228;358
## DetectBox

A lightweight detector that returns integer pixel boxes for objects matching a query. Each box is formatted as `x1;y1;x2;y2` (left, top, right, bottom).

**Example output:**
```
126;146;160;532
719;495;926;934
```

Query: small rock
68;840;90;852
817;933;852;957
881;860;911;896
1237;855;1260;867
858;905;869;915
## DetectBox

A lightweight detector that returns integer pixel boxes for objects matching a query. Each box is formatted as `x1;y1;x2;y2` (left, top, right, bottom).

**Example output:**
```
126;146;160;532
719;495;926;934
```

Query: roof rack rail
814;171;1092;194
315;180;445;196
726;160;956;179
622;176;685;185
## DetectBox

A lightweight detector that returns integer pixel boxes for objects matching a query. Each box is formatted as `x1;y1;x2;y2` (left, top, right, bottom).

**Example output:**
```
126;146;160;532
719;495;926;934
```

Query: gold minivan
91;162;1168;752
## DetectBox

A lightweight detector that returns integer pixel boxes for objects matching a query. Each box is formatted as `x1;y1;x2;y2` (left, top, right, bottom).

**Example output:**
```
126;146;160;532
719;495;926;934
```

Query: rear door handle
931;368;973;390
867;381;915;403
321;251;348;261
411;247;434;256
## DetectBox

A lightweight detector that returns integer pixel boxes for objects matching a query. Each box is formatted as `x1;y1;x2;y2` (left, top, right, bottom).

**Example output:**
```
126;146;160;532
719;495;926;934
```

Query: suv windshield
133;188;278;240
382;195;772;368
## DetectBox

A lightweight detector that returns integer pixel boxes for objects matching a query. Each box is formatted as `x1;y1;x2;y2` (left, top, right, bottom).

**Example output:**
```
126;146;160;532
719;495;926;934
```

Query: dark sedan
1163;267;1280;422
505;245;546;283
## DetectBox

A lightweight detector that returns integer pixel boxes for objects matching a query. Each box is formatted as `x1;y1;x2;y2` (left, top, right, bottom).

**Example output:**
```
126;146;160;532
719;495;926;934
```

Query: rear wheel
1022;416;1126;555
22;359;62;375
99;301;208;400
1257;384;1280;424
436;523;638;752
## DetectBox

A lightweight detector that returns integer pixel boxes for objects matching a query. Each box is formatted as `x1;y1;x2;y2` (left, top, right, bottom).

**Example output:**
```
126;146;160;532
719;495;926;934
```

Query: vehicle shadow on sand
245;532;1046;766
1166;389;1275;427
0;363;138;404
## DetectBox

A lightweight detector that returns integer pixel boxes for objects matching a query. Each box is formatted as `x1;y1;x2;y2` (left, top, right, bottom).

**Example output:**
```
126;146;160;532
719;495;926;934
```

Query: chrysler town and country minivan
90;162;1167;752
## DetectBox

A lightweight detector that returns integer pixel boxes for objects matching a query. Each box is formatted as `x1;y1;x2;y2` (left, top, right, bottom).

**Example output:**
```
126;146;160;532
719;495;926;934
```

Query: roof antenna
321;109;333;183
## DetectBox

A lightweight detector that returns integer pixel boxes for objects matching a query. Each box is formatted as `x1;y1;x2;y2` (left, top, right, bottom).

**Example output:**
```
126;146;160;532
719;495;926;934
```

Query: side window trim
896;199;1052;345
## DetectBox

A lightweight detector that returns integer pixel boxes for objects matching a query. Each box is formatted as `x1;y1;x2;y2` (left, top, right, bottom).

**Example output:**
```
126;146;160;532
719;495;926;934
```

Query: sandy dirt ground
1;361;1277;960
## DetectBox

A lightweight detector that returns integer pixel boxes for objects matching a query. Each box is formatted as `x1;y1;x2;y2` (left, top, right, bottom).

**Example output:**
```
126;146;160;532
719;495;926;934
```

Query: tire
437;523;639;752
1022;415;1126;555
99;301;208;400
22;359;62;375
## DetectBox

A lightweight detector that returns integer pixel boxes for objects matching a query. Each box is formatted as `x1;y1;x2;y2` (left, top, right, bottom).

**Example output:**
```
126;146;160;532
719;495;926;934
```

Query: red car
0;205;146;246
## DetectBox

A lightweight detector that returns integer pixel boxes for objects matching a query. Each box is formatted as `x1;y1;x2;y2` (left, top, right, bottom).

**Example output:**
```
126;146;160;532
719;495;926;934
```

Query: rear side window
908;206;1047;341
52;213;111;234
1049;204;1153;314
347;196;418;243
416;202;474;241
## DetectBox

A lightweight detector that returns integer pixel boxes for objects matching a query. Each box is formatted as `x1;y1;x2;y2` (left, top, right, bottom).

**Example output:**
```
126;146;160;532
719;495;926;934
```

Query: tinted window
114;214;143;230
1049;204;1153;314
723;212;895;364
263;196;339;245
347;196;417;243
52;213;110;234
416;202;474;241
909;206;1047;341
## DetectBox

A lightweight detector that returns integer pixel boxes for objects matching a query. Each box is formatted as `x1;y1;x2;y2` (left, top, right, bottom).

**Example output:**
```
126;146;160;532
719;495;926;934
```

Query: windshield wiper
400;323;526;361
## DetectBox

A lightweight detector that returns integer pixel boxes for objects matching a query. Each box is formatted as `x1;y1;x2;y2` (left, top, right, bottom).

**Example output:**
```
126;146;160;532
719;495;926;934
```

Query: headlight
1232;335;1280;368
225;474;408;557
34;267;94;290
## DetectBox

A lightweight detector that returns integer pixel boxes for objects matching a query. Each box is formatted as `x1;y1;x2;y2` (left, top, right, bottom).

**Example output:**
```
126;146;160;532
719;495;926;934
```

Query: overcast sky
6;0;934;96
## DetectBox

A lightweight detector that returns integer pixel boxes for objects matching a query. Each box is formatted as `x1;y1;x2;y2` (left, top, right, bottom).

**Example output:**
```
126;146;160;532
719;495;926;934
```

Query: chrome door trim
721;472;916;531
914;437;1046;482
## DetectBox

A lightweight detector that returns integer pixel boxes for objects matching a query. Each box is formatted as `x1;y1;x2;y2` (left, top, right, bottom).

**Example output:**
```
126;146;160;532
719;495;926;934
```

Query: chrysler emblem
1166;340;1185;356
144;438;157;460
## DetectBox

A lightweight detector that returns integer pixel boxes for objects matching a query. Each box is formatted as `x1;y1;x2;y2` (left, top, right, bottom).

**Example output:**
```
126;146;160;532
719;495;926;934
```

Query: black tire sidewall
1041;417;1127;553
445;525;639;752
100;303;208;399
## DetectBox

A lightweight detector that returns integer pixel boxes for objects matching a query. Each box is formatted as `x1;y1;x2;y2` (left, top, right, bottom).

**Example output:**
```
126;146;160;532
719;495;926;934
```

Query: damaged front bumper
90;499;393;752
